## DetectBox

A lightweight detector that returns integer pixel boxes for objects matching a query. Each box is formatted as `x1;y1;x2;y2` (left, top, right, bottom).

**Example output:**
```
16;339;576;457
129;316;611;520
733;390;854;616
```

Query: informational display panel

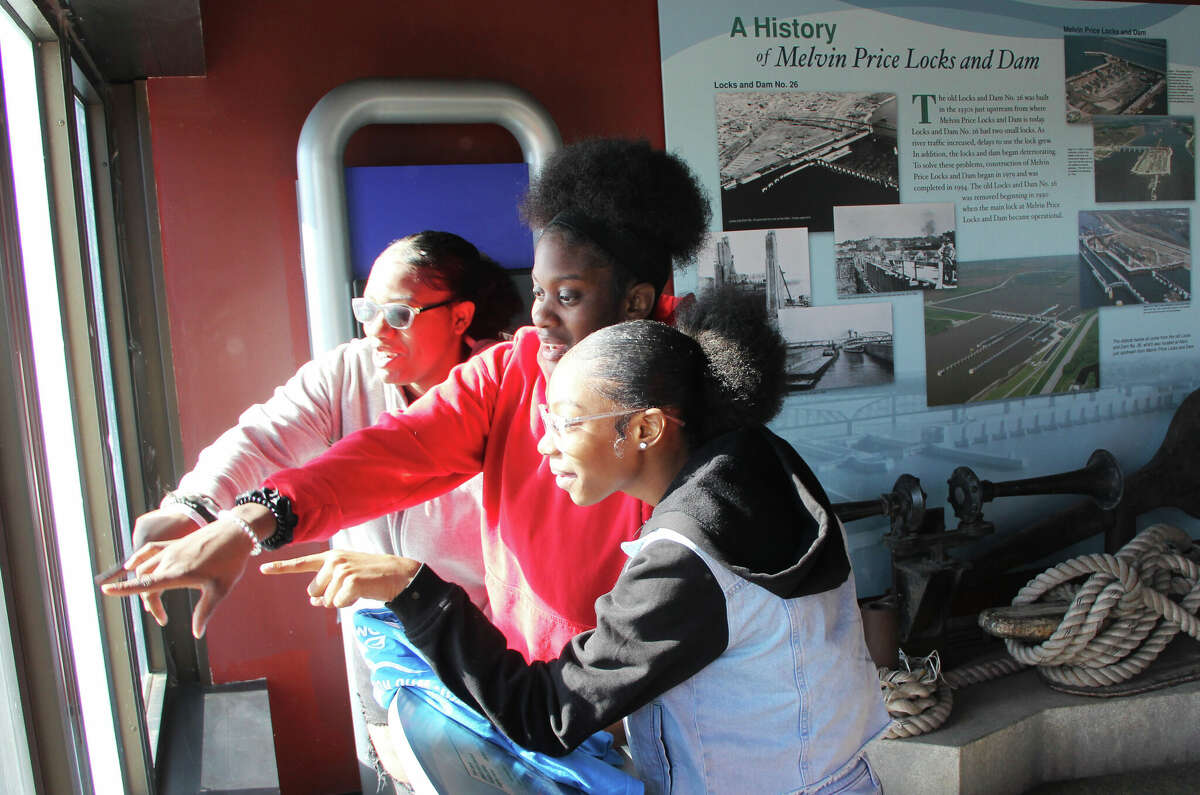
658;0;1200;595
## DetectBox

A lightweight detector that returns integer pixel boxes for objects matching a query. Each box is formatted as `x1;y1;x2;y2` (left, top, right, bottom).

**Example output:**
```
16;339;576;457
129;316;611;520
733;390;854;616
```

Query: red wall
145;0;666;791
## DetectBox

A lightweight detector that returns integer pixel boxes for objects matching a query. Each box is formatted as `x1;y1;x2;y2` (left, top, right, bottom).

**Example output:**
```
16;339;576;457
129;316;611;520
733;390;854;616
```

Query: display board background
659;0;1200;596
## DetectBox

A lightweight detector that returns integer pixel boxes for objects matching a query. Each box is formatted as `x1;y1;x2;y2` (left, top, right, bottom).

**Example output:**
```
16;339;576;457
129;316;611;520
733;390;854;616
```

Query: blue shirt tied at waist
353;607;643;795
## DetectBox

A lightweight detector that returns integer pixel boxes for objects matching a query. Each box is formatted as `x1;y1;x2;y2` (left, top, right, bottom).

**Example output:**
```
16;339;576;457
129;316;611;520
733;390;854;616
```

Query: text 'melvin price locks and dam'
722;15;1041;72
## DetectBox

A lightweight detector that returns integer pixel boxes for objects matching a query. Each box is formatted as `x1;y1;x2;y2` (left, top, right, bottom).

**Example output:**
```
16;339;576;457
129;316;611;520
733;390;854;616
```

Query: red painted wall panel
145;0;665;791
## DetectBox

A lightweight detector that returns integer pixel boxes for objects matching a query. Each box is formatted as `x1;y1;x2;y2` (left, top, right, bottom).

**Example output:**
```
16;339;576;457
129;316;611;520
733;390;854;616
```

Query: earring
638;441;648;450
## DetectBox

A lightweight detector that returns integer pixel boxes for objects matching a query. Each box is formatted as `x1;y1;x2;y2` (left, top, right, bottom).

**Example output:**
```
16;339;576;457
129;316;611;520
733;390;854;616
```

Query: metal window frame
0;26;96;795
295;77;561;357
62;55;160;794
0;2;165;792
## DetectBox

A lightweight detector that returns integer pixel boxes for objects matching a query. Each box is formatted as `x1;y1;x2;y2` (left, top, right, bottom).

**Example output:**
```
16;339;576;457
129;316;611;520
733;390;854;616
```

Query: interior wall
144;0;666;791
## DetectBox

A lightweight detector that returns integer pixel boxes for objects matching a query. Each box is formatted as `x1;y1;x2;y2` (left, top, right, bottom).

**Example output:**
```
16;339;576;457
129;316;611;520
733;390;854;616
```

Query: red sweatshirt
265;326;651;661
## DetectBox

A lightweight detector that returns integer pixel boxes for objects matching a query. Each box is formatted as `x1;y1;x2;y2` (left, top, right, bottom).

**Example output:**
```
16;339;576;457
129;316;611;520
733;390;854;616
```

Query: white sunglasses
352;296;456;330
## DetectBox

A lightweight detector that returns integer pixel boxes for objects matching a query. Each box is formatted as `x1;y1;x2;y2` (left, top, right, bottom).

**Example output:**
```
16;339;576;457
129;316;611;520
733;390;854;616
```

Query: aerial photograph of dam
1093;115;1195;202
924;256;1099;407
715;90;898;232
833;202;956;297
1079;208;1190;307
1064;35;1167;123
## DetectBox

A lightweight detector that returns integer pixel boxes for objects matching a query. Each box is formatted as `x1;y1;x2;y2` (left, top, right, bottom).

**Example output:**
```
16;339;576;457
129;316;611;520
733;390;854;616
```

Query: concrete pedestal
866;667;1200;794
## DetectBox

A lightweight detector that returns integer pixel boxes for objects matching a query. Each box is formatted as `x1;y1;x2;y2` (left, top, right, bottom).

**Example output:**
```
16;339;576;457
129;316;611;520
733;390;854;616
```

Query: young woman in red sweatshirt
105;139;711;666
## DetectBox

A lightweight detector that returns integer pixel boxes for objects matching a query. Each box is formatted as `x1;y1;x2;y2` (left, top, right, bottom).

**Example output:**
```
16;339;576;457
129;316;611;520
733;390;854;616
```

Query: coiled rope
878;523;1200;739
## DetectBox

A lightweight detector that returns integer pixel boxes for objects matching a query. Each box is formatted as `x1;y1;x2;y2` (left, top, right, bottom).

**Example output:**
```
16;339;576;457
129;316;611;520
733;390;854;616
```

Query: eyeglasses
538;404;685;437
352;296;457;330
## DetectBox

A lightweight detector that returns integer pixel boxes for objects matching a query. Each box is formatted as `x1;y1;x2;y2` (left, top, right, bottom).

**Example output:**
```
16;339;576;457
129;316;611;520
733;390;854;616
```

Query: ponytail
386;231;522;339
678;283;787;440
567;283;787;446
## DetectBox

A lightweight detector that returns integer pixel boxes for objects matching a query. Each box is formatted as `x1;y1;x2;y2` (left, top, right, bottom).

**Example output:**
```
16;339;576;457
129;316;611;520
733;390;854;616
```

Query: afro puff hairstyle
520;139;711;292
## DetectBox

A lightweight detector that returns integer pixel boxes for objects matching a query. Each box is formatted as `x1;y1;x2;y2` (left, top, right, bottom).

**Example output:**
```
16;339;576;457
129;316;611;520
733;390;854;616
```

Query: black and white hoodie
391;425;889;794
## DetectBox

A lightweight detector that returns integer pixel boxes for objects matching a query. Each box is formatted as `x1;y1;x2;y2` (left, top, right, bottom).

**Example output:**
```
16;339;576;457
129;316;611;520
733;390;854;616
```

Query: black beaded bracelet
233;488;297;550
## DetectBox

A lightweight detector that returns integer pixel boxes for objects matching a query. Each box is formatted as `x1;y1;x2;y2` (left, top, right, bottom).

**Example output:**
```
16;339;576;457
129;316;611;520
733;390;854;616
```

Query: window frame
0;1;196;792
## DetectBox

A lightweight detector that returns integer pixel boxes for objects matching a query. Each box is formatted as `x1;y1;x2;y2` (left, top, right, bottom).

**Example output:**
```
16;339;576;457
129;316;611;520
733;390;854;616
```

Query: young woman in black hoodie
265;284;889;794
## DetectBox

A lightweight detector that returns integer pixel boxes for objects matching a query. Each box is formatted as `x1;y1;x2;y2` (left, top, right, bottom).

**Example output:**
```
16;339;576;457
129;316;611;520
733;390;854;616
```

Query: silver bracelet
159;501;208;529
218;510;262;556
160;491;220;523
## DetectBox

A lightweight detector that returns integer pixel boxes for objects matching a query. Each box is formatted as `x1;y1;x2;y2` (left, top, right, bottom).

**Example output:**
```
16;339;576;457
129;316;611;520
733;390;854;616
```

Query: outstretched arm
101;504;276;638
259;549;422;606
263;539;729;755
170;343;352;506
263;339;509;542
105;339;511;634
128;343;367;623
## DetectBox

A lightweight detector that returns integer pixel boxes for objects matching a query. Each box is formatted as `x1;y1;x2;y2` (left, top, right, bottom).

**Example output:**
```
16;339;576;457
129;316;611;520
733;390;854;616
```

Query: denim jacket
623;527;888;794
391;426;889;794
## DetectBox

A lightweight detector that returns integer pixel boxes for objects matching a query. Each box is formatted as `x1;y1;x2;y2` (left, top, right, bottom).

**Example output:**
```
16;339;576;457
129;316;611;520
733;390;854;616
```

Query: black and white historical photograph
1093;115;1196;203
696;228;811;309
1064;36;1167;124
776;302;894;393
715;90;899;233
833;202;956;298
1079;208;1190;307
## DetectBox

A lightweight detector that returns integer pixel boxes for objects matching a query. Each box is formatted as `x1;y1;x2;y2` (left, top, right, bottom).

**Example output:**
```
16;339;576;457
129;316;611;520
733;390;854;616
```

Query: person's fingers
94;560;128;586
305;562;332;606
259;552;330;576
331;574;360;609
123;542;168;571
101;572;168;597
323;566;352;608
306;557;337;601
192;585;225;639
133;554;159;576
142;593;168;627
